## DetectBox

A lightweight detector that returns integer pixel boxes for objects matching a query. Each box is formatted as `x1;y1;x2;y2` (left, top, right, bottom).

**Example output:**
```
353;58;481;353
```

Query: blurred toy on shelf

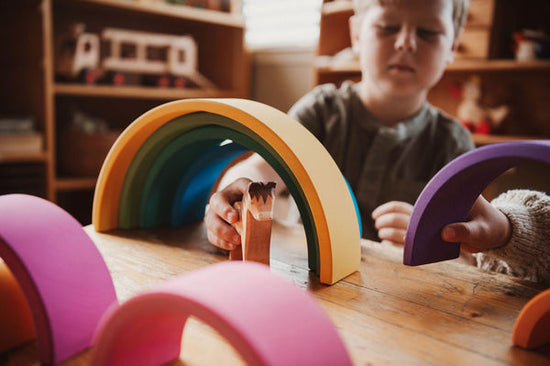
452;75;509;135
134;0;164;4
55;23;216;89
162;0;233;12
69;109;110;134
513;29;550;61
58;110;120;177
316;46;357;70
0;116;43;155
0;116;36;135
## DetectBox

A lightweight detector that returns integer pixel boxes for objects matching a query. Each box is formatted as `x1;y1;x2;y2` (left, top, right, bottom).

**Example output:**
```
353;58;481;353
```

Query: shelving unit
54;83;241;99
1;0;248;223
315;0;550;145
0;152;49;164
316;59;550;74
315;0;550;199
69;0;244;27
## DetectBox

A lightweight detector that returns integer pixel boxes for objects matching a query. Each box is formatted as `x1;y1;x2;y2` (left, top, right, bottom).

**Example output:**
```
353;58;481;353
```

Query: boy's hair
352;0;470;39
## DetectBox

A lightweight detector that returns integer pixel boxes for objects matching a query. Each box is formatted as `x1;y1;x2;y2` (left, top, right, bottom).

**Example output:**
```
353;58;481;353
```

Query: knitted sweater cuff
473;190;550;283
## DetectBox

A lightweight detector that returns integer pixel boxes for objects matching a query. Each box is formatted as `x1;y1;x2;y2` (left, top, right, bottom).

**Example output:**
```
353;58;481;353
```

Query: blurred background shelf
447;59;550;72
471;133;544;146
316;0;550;140
55;177;97;192
65;0;245;27
314;59;550;74
1;0;248;224
0;151;49;164
55;83;245;99
317;0;550;200
321;0;352;15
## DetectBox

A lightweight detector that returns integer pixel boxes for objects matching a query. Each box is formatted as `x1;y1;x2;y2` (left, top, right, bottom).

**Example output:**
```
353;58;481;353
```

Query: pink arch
0;194;117;364
92;262;351;366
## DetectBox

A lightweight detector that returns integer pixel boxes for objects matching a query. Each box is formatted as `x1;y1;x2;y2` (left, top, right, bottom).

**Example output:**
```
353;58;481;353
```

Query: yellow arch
92;99;360;284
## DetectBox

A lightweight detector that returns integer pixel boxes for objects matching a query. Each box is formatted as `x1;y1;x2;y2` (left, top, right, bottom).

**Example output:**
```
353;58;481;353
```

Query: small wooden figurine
455;75;509;134
230;181;277;265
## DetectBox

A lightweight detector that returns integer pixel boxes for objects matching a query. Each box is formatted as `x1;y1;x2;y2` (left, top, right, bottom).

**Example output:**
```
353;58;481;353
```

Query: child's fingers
206;230;239;251
204;208;241;248
204;177;253;250
378;227;407;246
209;192;240;224
374;212;410;231
219;178;252;203
209;178;251;224
441;223;468;242
372;201;413;219
373;202;413;246
441;222;486;253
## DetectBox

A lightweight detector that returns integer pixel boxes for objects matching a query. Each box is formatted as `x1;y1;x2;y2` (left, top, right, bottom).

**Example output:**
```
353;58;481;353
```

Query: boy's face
352;0;457;100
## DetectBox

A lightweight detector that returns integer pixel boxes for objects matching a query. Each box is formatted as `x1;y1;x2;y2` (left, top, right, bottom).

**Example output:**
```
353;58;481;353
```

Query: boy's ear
349;15;360;56
447;29;463;64
447;37;460;64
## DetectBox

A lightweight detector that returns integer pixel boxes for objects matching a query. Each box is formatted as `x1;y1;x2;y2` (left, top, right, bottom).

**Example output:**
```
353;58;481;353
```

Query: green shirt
289;81;475;240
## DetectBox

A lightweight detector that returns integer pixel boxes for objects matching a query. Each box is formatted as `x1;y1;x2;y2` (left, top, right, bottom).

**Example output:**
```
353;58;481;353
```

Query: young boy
442;190;550;284
205;0;474;250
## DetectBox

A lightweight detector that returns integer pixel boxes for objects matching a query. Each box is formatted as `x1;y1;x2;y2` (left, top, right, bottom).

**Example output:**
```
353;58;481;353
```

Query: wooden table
2;221;549;365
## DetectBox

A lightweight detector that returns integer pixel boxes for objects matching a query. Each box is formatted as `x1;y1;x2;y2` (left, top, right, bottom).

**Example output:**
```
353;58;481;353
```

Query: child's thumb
442;222;489;253
441;222;474;243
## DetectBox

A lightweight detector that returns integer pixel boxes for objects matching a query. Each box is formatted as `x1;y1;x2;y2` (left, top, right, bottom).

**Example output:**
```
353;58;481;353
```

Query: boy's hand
204;178;252;250
441;195;511;253
372;201;413;246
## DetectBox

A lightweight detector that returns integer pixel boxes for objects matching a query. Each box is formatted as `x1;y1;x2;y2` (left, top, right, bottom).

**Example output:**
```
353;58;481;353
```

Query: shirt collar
351;83;432;142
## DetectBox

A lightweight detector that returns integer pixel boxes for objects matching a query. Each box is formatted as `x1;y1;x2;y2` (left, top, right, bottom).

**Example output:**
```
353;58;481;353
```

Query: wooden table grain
2;221;549;365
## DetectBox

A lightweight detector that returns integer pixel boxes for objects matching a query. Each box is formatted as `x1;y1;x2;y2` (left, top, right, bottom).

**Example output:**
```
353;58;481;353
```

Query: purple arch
404;140;550;266
0;194;117;364
91;261;351;366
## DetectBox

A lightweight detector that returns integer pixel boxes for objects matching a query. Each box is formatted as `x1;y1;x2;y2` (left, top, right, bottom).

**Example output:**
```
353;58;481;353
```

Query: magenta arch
0;194;117;364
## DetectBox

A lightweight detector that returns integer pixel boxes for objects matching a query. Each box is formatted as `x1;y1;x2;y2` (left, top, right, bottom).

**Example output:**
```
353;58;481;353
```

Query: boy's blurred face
354;0;456;100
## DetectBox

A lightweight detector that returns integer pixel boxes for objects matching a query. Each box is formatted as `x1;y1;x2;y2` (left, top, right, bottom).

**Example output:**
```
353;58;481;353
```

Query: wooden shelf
471;133;545;146
314;58;359;73
55;83;246;100
0;151;49;164
447;59;550;72
322;0;353;15
315;58;550;74
313;0;550;203
58;0;245;28
55;177;97;192
1;0;248;223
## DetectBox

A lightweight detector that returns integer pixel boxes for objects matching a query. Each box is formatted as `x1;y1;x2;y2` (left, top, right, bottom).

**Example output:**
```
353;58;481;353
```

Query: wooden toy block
230;181;276;265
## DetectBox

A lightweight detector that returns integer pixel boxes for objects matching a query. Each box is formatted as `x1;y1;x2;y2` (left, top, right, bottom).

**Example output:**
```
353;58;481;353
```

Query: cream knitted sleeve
473;189;550;284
